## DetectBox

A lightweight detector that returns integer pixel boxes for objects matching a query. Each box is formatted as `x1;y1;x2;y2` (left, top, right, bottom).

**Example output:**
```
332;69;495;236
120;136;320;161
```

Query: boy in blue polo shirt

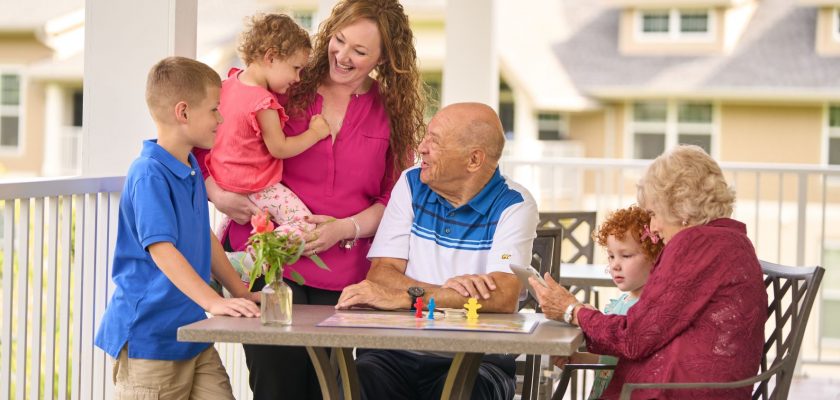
95;57;260;399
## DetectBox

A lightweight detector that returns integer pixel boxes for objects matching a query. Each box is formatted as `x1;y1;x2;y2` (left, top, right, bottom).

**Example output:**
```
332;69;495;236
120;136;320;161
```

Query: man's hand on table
441;273;497;300
335;280;408;310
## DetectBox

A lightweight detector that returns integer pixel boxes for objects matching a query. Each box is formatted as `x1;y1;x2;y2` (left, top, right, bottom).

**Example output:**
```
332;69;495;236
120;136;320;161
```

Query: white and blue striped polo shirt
369;166;538;284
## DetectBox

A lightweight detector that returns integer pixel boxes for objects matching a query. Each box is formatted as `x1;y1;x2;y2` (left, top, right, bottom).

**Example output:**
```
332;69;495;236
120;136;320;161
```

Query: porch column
82;0;198;176
441;0;498;110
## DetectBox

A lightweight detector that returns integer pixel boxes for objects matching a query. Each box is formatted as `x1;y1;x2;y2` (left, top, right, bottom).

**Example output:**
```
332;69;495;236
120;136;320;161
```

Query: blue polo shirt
95;140;212;361
369;166;538;284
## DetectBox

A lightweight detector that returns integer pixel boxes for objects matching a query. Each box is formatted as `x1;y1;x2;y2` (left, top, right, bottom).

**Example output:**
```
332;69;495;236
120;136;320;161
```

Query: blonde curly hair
637;145;735;226
238;13;311;65
286;0;425;175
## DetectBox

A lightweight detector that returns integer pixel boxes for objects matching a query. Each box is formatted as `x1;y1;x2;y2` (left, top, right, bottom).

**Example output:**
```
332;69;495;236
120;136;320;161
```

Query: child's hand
550;355;570;369
309;114;331;139
207;297;260;318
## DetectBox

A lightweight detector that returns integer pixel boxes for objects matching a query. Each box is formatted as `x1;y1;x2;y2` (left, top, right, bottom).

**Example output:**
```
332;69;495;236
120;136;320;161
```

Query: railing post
1;203;14;399
797;173;807;267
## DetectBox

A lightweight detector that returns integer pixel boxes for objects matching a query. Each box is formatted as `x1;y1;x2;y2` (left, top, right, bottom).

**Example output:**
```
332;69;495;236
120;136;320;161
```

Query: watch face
408;286;425;297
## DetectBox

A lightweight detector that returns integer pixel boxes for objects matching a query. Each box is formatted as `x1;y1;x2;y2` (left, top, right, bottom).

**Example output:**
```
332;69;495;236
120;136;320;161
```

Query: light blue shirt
95;140;212;360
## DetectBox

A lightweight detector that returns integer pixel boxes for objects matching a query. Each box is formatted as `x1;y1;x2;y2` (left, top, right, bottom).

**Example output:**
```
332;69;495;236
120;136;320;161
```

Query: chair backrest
520;227;563;312
532;227;563;281
538;211;596;264
754;260;824;400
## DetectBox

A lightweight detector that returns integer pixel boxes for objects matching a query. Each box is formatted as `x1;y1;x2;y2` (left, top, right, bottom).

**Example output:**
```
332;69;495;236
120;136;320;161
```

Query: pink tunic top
577;218;767;400
207;68;288;194
197;81;397;291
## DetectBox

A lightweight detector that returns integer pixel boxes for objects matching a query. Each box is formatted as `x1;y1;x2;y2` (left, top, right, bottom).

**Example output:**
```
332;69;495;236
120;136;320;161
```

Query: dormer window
636;9;714;41
642;11;669;33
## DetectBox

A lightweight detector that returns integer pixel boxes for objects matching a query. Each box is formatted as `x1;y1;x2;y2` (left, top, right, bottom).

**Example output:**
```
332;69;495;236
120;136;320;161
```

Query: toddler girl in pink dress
206;13;329;235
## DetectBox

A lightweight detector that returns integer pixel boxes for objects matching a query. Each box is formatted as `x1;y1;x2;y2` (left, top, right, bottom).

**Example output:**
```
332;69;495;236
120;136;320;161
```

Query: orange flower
250;211;275;234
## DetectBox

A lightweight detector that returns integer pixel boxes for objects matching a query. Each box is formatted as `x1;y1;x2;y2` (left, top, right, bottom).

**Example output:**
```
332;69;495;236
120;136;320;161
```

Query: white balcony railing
1;158;839;399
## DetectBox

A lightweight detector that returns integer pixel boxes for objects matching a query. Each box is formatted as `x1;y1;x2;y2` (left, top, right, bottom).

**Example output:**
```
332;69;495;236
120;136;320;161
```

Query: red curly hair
594;205;664;262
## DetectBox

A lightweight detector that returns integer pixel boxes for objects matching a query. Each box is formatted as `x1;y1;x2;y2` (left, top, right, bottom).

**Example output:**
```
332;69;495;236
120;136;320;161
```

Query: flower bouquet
247;211;330;325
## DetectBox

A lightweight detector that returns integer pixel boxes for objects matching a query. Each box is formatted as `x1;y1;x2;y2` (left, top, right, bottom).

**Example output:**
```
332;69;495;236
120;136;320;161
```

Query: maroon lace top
577;218;767;400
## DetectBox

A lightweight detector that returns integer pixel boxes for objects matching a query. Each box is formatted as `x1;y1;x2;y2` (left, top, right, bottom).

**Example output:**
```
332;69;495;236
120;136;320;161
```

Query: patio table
178;304;582;400
559;263;615;287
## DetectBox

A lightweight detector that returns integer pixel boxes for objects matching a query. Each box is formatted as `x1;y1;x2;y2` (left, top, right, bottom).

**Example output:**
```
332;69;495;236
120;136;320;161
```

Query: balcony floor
790;375;840;399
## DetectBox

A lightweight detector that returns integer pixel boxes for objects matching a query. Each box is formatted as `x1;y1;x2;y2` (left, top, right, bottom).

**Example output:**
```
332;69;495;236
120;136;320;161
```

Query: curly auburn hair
286;0;425;175
238;14;312;65
594;205;664;262
637;145;735;226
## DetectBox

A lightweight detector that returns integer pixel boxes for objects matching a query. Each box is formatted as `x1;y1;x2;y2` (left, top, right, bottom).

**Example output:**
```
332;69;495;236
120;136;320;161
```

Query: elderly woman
531;145;767;400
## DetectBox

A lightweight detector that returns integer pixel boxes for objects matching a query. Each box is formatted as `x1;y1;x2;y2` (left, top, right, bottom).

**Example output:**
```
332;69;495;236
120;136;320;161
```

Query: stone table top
178;304;583;356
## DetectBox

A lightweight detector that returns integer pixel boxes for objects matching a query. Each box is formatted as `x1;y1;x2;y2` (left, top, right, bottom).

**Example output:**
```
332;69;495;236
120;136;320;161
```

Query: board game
317;311;538;334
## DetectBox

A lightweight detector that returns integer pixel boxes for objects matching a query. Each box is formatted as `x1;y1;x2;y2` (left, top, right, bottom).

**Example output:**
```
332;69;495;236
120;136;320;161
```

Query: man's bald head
436;102;505;163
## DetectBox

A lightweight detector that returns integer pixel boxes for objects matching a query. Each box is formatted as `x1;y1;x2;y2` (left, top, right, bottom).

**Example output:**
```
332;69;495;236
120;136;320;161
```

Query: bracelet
563;302;580;324
339;216;361;249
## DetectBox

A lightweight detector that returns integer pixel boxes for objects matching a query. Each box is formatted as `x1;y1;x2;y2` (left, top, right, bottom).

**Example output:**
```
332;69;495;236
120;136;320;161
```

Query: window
642;11;669;33
835;8;840;41
537;113;568;141
680;11;708;33
72;89;83;127
0;73;21;150
499;80;515;140
292;10;314;32
822;246;840;341
637;9;712;39
422;73;441;121
677;103;712;152
828;106;840;165
630;101;714;159
631;102;666;159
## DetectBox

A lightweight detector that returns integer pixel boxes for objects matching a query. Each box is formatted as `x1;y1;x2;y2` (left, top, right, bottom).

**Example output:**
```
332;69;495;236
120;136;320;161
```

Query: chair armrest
618;361;785;400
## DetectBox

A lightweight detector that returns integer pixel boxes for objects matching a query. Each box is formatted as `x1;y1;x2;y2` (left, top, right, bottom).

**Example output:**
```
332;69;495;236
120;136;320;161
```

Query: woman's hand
530;272;578;323
205;177;261;224
303;215;354;255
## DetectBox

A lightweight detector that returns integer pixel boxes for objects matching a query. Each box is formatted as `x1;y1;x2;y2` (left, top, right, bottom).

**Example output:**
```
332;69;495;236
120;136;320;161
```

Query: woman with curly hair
196;1;425;398
531;145;767;399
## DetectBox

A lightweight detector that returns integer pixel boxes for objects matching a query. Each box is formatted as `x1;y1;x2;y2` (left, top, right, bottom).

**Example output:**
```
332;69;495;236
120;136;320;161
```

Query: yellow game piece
464;298;482;320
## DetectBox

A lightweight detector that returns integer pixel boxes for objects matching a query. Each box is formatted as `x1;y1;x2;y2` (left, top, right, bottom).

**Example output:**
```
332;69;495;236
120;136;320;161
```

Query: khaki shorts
111;345;235;400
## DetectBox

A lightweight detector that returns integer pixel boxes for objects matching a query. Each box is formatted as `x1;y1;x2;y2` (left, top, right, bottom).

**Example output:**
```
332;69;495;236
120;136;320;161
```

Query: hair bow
641;224;660;244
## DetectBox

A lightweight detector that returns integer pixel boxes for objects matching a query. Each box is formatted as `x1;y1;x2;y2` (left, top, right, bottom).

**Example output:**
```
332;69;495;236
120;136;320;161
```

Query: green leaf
265;263;277;285
248;260;261;290
308;254;330;271
290;269;305;285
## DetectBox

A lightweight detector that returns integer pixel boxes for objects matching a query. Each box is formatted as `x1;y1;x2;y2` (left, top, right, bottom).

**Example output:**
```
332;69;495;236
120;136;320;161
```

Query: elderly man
336;102;538;400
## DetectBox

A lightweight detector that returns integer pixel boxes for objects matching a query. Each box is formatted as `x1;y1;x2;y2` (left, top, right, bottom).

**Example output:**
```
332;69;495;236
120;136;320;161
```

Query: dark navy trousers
355;349;516;400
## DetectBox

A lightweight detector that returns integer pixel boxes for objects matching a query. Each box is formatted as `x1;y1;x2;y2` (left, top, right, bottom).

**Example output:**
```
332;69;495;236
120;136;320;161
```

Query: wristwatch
408;286;425;310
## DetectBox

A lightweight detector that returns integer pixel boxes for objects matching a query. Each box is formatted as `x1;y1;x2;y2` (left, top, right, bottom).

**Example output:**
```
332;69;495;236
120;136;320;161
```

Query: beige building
4;0;840;175
0;1;84;177
553;0;840;167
